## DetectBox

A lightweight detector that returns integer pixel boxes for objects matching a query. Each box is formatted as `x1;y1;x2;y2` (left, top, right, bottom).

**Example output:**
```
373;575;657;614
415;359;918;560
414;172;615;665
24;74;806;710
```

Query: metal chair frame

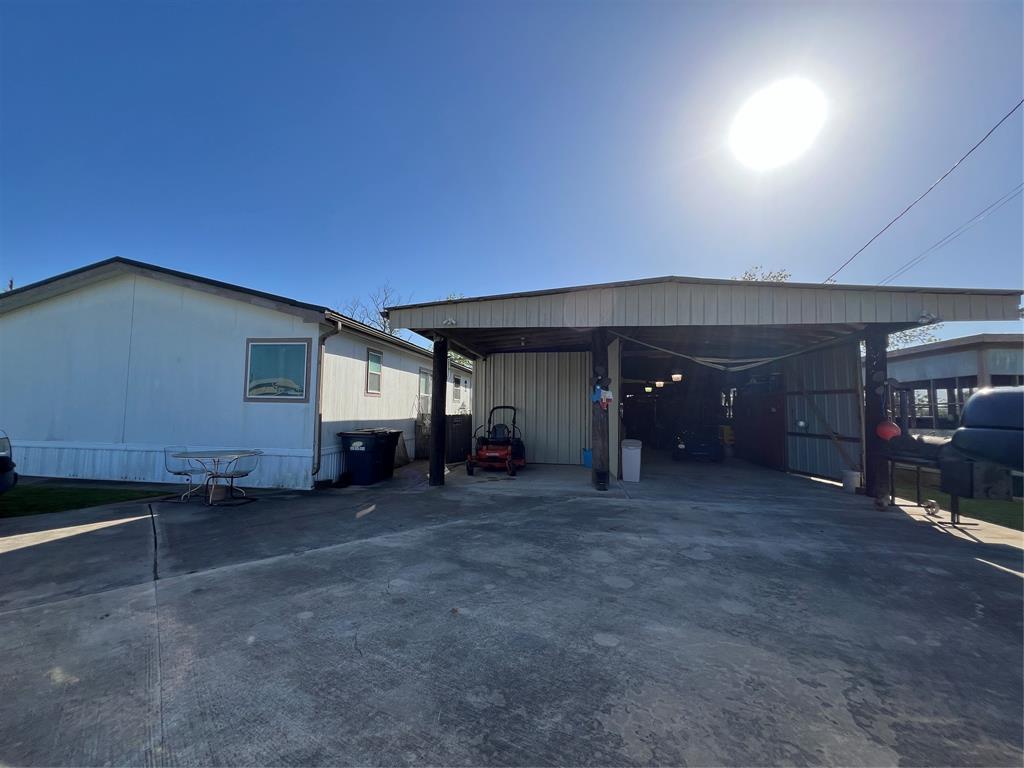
163;446;208;503
204;453;260;506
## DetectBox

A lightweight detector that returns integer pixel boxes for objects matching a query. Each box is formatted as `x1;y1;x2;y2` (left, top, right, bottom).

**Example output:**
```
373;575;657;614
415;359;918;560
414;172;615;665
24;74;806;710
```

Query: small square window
244;339;310;402
366;349;383;394
419;369;432;396
453;376;461;401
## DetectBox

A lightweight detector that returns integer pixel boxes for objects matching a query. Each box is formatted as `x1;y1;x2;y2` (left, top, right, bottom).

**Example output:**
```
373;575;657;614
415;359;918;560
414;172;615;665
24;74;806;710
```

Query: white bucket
621;439;642;483
842;470;860;494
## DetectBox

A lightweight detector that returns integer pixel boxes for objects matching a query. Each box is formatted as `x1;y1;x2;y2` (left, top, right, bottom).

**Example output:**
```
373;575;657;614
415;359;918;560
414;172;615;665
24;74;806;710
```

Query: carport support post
430;336;448;486
864;330;890;502
591;329;610;491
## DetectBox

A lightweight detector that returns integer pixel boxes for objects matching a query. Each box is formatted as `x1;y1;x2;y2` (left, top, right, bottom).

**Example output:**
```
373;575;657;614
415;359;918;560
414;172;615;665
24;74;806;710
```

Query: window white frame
366;348;383;395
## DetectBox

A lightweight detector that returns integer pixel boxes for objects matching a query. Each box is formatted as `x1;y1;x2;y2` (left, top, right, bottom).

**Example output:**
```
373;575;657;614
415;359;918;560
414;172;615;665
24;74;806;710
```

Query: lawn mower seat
490;423;511;443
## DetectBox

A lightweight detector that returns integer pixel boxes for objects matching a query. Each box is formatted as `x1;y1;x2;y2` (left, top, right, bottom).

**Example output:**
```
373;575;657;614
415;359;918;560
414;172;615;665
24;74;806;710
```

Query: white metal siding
473;352;591;465
390;281;1020;330
0;274;320;488
317;331;429;482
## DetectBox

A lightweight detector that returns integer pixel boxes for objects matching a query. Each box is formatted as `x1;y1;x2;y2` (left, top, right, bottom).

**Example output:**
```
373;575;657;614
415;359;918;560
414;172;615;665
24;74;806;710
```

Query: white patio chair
205;452;260;505
163;446;207;502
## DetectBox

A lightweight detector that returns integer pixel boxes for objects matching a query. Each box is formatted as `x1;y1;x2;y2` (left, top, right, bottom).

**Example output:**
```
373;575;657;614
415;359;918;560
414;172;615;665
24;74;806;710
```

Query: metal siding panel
756;287;772;324
626;286;640;325
562;293;576;327
814;290;830;323
717;285;732;325
743;286;758;324
771;288;788;324
613;287;627;325
845;292;860;322
787;290;802;324
638;285;653;326
875;292;892;322
600;288;615;325
472;351;586;464
664;284;679;325
689;286;705;325
829;291;845;322
650;283;666;325
968;293;987;321
678;283;693;325
702;286;719;324
860;293;876;323
539;295;553;327
936;293;956;322
526;296;540;326
515;296;528;327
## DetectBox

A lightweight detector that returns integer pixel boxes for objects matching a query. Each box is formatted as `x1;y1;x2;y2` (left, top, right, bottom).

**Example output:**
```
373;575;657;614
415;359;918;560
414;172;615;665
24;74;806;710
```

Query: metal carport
385;276;1020;496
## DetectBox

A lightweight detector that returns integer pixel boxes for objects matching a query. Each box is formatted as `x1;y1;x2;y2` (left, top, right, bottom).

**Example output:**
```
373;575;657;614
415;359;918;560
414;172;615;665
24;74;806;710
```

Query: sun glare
729;78;827;171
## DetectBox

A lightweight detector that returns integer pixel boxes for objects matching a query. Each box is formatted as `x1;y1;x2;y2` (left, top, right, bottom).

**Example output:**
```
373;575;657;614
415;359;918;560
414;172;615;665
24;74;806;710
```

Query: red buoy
876;419;902;441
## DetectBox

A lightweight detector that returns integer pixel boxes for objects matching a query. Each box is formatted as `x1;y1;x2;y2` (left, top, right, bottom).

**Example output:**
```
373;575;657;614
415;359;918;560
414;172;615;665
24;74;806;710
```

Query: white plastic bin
621;439;642;483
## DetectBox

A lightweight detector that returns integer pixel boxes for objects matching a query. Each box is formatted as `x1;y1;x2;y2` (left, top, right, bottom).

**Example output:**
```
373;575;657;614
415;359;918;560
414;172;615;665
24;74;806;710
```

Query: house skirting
11;441;316;490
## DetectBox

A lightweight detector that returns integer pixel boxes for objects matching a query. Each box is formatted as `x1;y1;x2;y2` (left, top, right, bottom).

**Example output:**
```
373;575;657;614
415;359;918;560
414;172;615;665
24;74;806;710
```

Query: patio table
172;449;264;505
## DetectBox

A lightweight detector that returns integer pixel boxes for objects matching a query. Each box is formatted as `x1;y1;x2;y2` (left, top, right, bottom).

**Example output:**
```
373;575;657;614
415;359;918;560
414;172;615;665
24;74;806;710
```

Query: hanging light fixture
671;372;683;382
655;380;665;388
643;385;653;393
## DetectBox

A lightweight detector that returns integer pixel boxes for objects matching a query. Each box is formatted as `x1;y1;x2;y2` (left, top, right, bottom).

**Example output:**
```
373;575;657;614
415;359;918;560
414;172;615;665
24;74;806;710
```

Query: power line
822;97;1024;283
877;183;1023;285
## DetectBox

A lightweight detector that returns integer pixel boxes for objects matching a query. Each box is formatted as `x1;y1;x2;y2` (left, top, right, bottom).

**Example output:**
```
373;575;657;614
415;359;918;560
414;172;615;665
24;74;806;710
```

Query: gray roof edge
887;332;1024;358
0;257;473;371
385;275;1023;313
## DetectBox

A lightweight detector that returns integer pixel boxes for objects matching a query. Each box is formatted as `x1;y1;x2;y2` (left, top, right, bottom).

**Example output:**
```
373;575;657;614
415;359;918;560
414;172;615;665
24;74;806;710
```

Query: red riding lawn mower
466;405;526;476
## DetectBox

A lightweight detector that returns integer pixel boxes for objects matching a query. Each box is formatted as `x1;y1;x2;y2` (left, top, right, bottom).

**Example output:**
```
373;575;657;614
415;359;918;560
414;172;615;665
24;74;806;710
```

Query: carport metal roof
385;275;1021;360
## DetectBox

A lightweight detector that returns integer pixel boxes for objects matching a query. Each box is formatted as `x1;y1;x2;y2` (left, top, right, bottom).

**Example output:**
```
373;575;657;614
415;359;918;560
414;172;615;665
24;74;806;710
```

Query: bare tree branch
339;283;412;337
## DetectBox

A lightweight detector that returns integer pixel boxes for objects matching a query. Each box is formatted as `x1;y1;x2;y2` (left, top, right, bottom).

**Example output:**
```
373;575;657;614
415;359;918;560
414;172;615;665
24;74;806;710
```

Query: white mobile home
0;258;470;489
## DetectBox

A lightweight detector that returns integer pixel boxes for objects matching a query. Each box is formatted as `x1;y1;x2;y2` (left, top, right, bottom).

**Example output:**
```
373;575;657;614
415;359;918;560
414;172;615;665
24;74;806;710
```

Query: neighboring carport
385;276;1020;495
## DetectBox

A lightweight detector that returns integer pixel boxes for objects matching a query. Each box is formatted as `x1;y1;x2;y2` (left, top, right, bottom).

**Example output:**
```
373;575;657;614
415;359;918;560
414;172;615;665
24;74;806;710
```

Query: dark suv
671;425;724;462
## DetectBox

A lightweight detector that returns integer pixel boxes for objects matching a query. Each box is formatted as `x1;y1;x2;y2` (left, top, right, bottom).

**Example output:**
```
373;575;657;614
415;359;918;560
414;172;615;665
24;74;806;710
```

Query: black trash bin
337;429;403;485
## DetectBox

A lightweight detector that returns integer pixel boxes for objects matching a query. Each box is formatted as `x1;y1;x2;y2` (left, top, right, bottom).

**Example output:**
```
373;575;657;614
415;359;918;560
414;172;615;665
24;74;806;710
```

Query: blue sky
1;0;1021;340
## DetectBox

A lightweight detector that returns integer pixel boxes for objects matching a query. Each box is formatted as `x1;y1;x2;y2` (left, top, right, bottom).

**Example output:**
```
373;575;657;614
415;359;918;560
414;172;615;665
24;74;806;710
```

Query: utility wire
876;183;1023;285
822;97;1024;283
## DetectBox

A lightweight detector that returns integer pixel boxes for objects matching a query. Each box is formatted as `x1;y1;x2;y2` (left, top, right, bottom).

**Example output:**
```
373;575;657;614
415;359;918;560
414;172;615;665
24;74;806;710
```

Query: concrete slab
0;459;1020;766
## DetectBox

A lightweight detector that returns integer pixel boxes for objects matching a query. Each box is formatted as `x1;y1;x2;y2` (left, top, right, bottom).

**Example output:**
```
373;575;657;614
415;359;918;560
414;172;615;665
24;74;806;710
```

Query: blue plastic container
582;449;592;468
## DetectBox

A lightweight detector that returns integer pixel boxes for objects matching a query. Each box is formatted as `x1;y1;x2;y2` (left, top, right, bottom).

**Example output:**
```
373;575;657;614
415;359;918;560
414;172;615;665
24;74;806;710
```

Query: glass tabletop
173;449;264;460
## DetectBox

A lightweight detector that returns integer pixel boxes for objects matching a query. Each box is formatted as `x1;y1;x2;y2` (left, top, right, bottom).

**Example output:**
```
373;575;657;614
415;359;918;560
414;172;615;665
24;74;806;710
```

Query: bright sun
729;78;827;171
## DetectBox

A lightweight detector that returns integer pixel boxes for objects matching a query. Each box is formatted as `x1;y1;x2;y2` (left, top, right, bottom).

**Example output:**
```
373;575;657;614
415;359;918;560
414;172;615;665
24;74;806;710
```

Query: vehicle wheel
466;460;474;476
507;461;516;476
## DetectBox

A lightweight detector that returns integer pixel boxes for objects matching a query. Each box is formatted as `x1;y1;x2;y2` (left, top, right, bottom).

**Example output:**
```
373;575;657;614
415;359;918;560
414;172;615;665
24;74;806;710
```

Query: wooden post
429;336;448;486
591;329;610;491
864;330;889;502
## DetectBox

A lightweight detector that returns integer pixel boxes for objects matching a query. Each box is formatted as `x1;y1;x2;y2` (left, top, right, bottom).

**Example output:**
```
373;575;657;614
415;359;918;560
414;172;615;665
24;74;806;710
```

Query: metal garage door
783;343;863;480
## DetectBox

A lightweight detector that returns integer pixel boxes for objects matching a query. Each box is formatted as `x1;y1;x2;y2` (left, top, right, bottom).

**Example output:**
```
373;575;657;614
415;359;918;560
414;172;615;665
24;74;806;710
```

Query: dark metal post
864;331;889;502
429;336;449;486
591;329;610;491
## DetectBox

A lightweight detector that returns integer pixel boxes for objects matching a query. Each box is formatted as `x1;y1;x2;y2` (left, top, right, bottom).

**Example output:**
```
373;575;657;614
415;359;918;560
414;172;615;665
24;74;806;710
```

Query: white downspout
311;324;340;481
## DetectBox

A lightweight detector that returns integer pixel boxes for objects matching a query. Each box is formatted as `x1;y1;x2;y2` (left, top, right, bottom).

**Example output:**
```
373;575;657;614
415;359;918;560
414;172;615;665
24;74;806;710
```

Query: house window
419;369;432;395
366;348;383;394
453;376;461;401
244;339;311;402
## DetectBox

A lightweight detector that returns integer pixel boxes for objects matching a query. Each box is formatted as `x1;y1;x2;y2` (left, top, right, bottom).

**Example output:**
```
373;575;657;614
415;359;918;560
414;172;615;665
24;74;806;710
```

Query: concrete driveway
0;460;1021;766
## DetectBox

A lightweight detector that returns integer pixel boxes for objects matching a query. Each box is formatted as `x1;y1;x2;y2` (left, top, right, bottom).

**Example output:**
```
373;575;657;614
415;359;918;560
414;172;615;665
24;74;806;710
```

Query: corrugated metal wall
473;352;591;465
783;343;863;480
390;281;1021;330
